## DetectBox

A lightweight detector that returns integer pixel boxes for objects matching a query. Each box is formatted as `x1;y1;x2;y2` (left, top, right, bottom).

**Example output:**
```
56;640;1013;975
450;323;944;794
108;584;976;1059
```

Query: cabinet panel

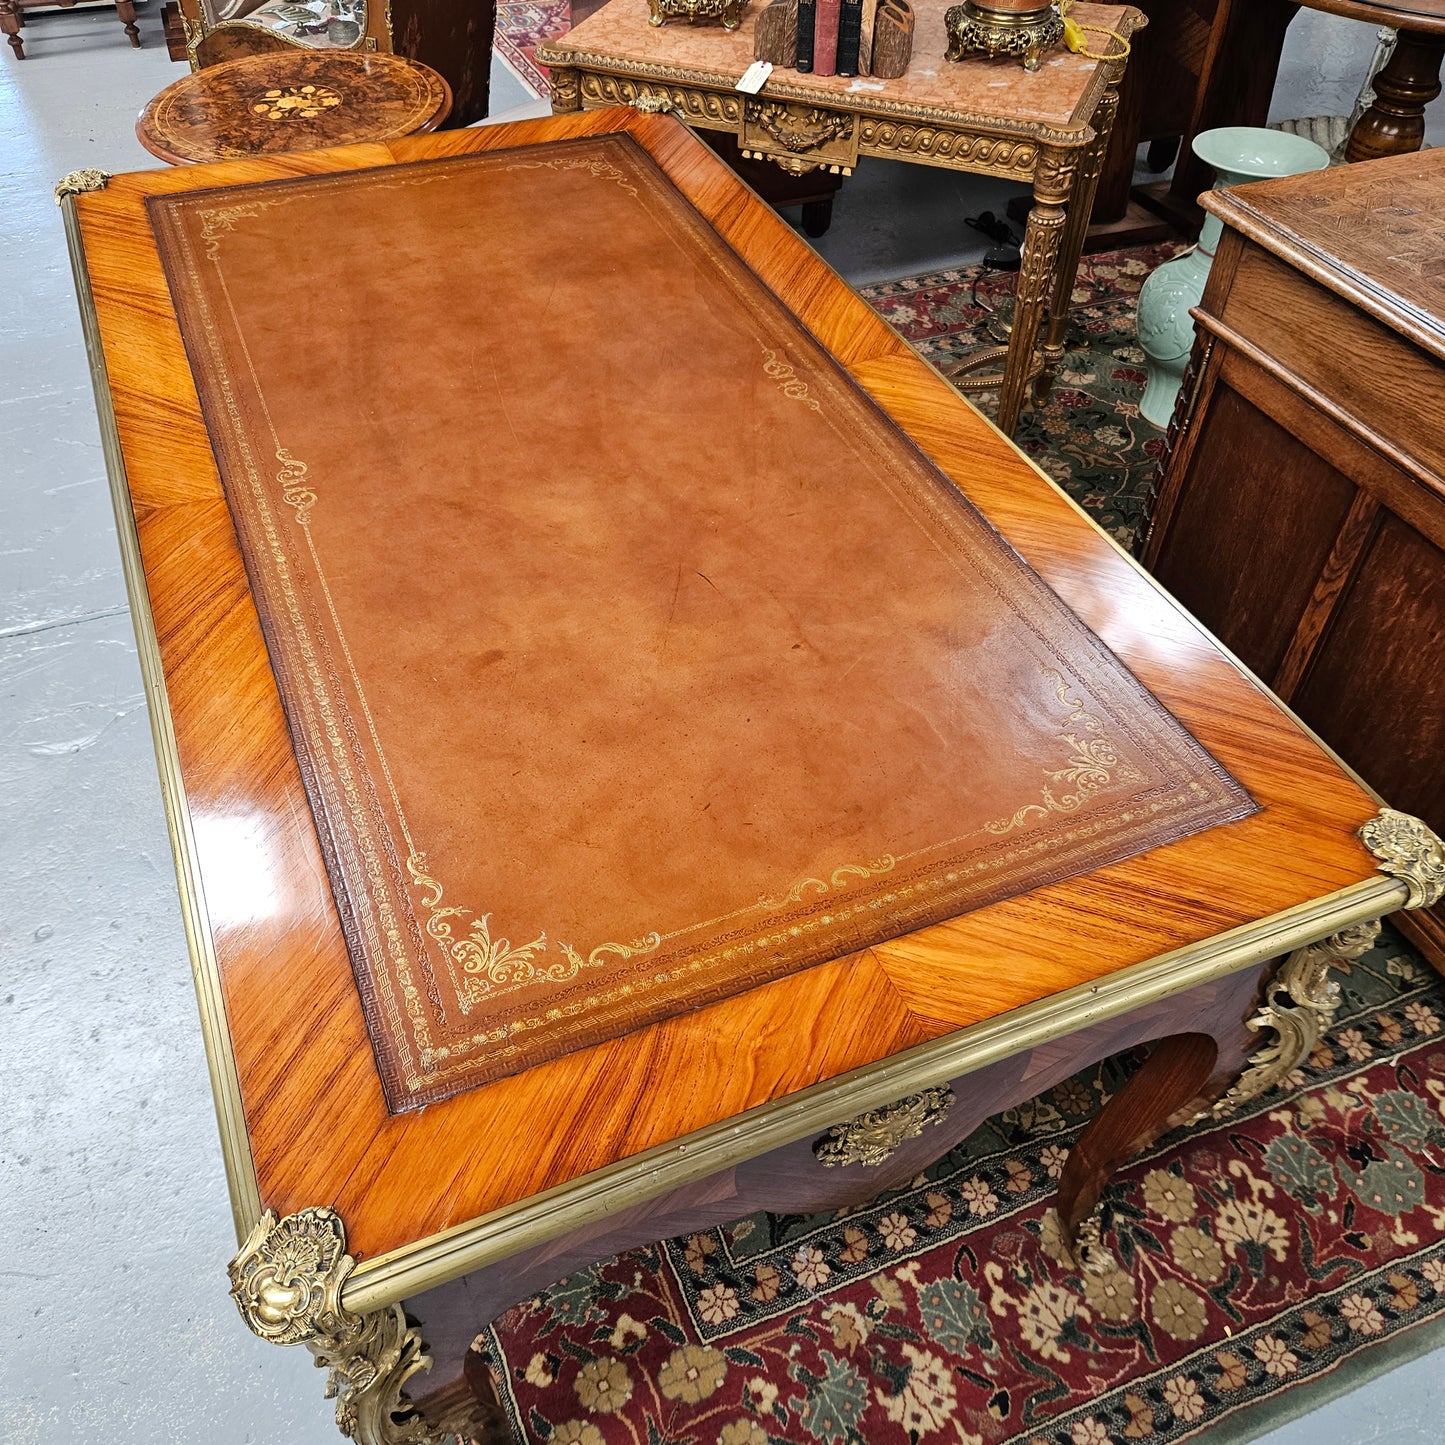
1292;511;1445;830
1150;384;1357;681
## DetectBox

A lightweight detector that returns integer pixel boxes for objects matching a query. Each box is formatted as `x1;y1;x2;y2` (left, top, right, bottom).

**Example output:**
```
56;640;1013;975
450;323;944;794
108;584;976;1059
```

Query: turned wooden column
1296;1;1445;161
1346;27;1445;159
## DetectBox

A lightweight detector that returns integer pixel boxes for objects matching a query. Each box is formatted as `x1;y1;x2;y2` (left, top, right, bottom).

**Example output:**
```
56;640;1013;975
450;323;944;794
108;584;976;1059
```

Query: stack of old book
790;0;911;78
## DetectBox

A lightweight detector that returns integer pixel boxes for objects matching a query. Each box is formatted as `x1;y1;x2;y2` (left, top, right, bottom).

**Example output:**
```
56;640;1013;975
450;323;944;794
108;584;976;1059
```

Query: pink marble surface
541;0;1134;128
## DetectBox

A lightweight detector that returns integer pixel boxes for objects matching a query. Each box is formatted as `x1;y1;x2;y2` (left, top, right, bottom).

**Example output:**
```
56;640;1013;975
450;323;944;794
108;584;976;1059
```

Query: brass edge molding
1212;919;1380;1116
1361;808;1445;908
229;1208;439;1444
814;1085;955;1166
530;47;1100;146
341;874;1402;1313
61;198;265;1241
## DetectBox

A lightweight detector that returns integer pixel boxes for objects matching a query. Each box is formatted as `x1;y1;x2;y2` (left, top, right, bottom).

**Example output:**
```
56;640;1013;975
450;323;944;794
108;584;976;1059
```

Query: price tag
735;60;773;94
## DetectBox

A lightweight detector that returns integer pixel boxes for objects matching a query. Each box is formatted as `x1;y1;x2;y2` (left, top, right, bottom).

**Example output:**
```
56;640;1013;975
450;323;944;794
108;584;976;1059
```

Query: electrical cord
1059;0;1130;62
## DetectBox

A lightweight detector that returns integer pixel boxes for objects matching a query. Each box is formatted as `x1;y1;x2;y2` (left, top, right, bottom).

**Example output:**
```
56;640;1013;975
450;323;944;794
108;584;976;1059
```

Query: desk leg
228;1207;448;1445
998;147;1073;435
116;0;141;45
2;0;23;58
1037;70;1124;408
1056;920;1382;1264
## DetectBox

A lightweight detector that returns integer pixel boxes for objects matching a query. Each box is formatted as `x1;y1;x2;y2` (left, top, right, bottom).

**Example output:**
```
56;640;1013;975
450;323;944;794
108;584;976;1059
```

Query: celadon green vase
1136;127;1330;428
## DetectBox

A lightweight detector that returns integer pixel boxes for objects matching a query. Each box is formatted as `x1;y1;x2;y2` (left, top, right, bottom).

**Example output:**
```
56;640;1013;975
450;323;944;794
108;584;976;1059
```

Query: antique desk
1143;147;1445;973
62;110;1443;1444
536;2;1144;436
135;51;452;164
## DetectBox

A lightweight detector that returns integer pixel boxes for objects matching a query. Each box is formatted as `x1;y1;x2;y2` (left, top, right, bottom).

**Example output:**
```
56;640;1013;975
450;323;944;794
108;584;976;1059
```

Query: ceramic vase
1136;127;1330;428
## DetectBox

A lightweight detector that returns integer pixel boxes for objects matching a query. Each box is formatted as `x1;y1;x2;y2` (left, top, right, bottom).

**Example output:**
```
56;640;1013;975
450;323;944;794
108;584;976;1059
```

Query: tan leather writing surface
147;134;1254;1111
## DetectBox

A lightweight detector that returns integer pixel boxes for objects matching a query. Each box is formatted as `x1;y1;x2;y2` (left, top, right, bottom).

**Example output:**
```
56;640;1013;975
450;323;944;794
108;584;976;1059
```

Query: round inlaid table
135;51;452;165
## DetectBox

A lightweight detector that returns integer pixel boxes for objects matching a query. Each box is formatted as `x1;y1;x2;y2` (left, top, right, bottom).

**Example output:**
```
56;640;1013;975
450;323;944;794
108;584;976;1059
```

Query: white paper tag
735;60;773;94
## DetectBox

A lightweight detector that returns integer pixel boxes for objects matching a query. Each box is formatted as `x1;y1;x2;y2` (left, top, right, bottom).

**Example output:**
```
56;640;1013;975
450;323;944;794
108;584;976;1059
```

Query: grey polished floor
1;9;1441;1444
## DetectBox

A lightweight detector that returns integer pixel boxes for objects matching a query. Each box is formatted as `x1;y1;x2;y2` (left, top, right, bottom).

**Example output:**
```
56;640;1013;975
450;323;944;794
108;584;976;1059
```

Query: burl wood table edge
55;109;1445;1445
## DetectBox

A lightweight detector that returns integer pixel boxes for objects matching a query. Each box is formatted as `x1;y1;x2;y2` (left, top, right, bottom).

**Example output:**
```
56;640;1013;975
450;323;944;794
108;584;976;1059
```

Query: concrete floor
2;8;1442;1445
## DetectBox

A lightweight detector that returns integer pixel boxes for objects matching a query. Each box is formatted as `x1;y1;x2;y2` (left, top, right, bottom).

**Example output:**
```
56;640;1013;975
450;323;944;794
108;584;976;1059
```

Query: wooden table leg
1345;28;1445;163
2;0;24;58
116;0;141;46
1036;60;1125;406
1055;1032;1218;1253
998;147;1071;434
1056;919;1383;1260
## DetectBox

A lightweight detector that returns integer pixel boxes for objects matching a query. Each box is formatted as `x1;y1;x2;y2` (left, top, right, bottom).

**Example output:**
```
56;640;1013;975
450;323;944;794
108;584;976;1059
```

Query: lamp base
647;0;745;28
944;2;1063;71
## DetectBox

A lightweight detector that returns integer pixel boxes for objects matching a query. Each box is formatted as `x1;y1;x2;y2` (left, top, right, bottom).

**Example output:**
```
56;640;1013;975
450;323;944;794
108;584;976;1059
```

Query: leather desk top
67;111;1396;1286
146;133;1249;1108
538;0;1134;134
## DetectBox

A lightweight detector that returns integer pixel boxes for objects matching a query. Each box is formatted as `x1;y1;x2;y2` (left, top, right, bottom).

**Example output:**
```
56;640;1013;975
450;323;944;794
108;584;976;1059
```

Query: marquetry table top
538;0;1137;139
134;50;451;165
63;111;1408;1315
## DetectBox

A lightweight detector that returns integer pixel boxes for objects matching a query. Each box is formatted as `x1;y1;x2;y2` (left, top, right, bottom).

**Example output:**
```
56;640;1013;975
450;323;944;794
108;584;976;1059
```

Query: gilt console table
536;1;1144;435
61;110;1444;1444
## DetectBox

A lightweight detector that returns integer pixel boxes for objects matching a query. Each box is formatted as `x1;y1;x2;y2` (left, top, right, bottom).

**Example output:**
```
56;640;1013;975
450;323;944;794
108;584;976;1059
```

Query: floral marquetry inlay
252;84;344;120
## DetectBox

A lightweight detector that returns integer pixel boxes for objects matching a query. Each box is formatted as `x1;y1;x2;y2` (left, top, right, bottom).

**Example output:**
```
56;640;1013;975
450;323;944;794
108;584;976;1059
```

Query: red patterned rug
473;927;1445;1442
859;243;1188;551
495;0;569;97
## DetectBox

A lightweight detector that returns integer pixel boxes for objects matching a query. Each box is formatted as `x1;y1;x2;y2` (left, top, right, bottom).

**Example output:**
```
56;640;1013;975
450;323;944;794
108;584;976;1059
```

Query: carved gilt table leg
997;146;1073;434
1036;63;1124;406
229;1208;446;1445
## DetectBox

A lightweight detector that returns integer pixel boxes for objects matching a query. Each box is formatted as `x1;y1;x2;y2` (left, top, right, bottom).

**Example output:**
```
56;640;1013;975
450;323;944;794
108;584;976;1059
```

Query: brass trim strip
62;196;265;1242
341;873;1404;1312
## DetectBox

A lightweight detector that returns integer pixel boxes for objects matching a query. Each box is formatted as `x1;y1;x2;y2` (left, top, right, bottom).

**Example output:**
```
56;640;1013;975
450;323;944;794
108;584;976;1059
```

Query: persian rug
859;242;1188;550
474;926;1445;1442
494;0;569;97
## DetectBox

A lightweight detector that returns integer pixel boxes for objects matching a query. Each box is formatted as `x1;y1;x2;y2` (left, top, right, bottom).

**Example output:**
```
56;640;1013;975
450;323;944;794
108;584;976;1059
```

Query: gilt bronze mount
944;1;1063;72
647;0;746;30
814;1085;956;1166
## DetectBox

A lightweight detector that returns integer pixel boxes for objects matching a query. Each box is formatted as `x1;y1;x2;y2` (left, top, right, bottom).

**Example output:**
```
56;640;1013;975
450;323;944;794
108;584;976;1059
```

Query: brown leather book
146;135;1253;1110
813;0;841;75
